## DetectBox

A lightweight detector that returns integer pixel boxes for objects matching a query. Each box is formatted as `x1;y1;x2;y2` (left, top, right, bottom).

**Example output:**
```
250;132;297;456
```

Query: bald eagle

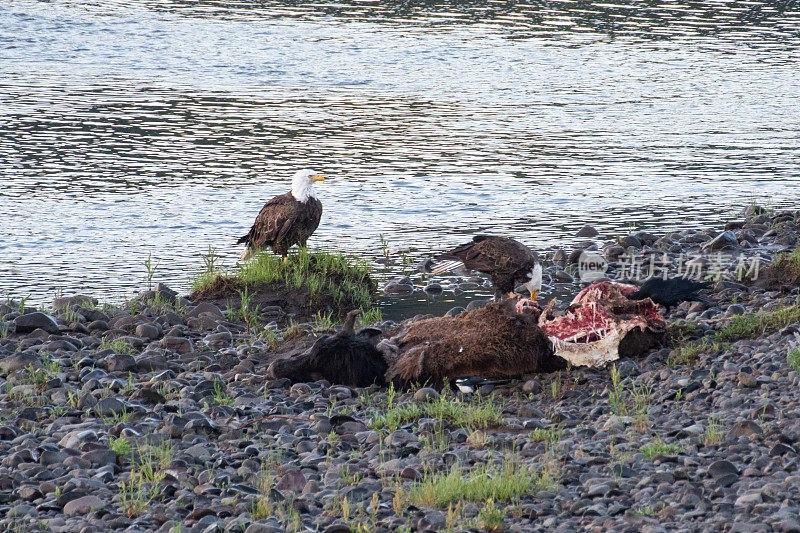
433;235;542;300
237;169;325;261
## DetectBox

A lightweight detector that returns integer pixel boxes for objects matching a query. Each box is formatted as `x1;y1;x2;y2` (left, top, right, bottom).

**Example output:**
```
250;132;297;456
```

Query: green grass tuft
671;304;800;365
191;247;375;314
788;348;800;372
410;461;552;508
641;439;682;460
369;387;503;432
98;337;135;355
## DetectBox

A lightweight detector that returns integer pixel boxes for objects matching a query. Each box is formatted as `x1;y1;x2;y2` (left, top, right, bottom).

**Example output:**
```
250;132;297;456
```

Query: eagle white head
523;263;542;300
291;169;325;202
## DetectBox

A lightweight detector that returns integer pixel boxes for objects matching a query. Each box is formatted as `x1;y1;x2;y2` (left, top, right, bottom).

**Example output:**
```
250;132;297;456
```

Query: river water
2;0;799;314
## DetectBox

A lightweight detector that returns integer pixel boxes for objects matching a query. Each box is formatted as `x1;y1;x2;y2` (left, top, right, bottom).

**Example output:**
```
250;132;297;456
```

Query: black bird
627;277;713;310
266;310;387;387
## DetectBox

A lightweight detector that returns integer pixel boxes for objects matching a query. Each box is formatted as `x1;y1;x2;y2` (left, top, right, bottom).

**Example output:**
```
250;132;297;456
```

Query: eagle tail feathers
431;260;464;275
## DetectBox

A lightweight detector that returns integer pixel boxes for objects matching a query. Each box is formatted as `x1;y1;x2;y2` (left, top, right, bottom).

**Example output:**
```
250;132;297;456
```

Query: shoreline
0;205;798;531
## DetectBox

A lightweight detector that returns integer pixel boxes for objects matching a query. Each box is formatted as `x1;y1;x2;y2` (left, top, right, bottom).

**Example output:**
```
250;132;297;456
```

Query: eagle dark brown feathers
237;192;322;258
437;235;539;297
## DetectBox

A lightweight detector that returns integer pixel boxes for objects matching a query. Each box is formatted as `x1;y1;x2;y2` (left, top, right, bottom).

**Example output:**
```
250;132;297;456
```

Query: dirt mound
190;276;314;319
755;256;800;292
189;265;375;320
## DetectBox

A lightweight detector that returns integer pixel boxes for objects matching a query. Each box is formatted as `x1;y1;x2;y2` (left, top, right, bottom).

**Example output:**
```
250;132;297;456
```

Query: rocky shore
0;207;799;533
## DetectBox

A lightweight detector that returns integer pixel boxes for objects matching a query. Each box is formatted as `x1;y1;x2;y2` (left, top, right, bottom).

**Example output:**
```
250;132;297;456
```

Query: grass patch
119;440;172;518
312;311;336;331
411;459;555;508
788;348;800;372
478;499;505;531
110;436;132;456
671;304;800;365
608;364;651;432
703;418;724;446
772;245;800;267
212;379;234;406
369;385;503;432
98;337;135;355
528;428;563;443
641;439;682;460
190;247;375;317
250;467;301;531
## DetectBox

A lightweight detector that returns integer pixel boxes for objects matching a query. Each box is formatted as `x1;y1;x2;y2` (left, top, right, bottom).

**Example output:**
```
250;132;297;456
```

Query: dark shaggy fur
266;311;387;387
380;302;562;385
627;277;713;310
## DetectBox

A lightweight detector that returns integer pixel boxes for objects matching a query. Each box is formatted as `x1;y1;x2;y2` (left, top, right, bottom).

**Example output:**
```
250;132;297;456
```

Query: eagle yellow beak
311;175;325;182
529;290;539;300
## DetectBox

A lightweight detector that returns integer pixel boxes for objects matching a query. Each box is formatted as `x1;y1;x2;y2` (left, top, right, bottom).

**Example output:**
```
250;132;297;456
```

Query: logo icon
577;251;608;282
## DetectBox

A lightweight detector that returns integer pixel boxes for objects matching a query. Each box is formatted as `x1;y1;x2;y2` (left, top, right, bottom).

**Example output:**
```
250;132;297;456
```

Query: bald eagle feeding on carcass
237;169;325;261
433;235;542;300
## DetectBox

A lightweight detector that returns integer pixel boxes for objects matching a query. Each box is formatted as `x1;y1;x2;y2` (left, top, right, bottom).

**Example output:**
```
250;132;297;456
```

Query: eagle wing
464;236;536;274
239;193;300;250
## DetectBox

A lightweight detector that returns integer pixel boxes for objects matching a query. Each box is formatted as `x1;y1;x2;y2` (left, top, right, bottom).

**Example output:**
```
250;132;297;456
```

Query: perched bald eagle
237;169;325;261
433;235;542;300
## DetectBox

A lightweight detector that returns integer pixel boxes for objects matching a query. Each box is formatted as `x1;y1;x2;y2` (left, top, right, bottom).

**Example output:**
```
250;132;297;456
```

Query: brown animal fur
382;302;561;384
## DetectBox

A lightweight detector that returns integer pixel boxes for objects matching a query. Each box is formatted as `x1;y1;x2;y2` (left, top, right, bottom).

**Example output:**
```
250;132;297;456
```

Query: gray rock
417;510;446;531
82;449;117;467
522;380;541;394
620;235;642;248
63;495;104;515
702;230;739;251
188;302;223;319
52;295;97;311
552;270;574;283
708;460;738;479
384;281;414;296
204;331;233;348
105;353;136;373
93;397;127;417
0;351;41;374
737;372;758;388
423;283;443;294
275;471;305;492
728;420;762;439
734;491;762;506
778;517;800;533
161;336;193;354
577;225;599;237
244;524;284;533
726;304;746;316
770;443;796;456
413;387;440;402
135;323;161;340
13;312;59;334
444;306;466;317
616;360;639;378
